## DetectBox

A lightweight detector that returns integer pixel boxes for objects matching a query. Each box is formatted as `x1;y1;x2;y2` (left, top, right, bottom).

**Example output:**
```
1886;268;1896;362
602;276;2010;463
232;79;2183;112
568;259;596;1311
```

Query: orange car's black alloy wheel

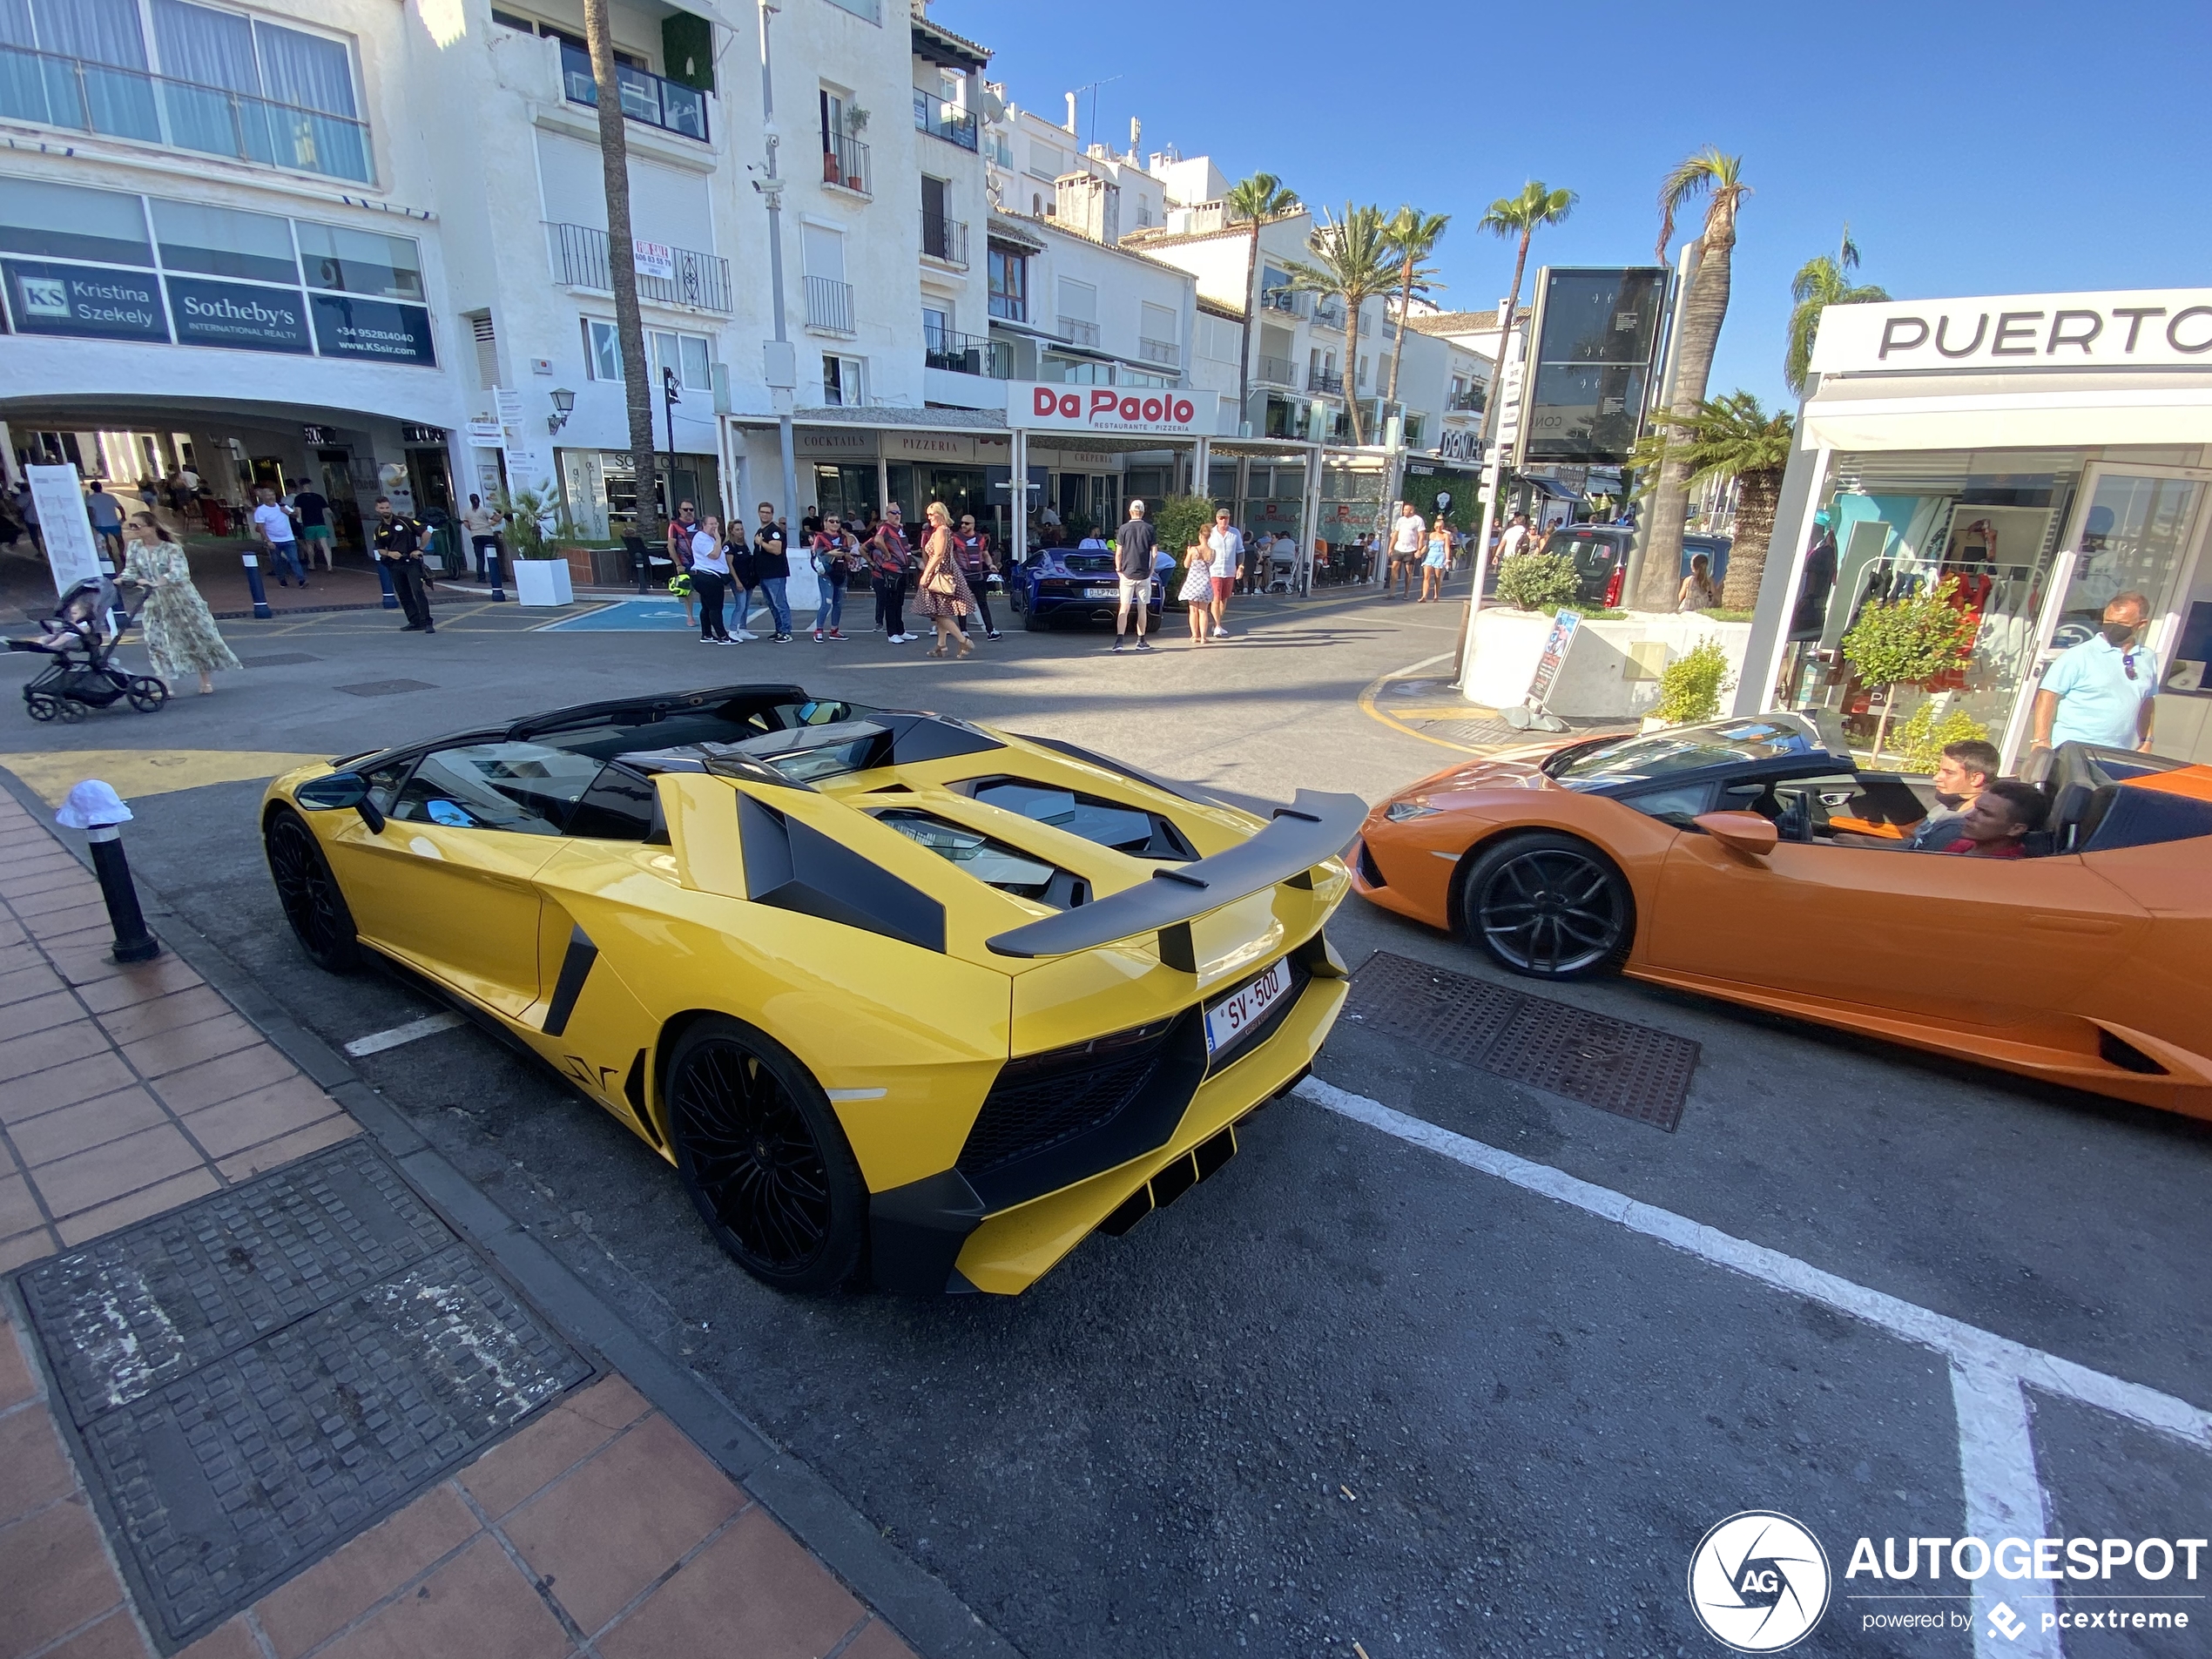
264;809;360;973
671;1037;835;1276
1470;842;1627;977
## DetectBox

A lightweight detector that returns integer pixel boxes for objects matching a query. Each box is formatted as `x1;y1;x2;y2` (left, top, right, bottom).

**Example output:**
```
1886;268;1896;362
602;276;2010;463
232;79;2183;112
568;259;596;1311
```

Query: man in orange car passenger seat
1939;779;2045;859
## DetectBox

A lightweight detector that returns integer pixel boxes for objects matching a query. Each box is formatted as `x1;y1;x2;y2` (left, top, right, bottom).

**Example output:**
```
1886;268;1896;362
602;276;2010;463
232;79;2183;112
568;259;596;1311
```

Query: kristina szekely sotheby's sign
1007;382;1217;436
1810;288;2212;374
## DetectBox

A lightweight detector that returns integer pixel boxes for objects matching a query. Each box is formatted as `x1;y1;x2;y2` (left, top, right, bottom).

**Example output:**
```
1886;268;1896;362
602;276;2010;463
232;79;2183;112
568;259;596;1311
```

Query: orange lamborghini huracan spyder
1351;712;2212;1121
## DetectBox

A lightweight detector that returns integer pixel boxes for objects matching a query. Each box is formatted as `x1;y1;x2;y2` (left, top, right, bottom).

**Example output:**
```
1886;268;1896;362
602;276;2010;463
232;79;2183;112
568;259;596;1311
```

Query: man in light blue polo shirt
2030;590;2157;753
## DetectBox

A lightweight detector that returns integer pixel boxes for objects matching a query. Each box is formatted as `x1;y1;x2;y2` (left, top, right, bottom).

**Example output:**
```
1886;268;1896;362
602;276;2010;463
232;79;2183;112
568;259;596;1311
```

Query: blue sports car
1018;547;1165;631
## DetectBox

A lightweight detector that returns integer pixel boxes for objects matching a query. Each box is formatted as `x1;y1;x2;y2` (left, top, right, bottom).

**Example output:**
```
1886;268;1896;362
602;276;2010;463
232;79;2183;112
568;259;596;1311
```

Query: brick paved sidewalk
0;788;916;1659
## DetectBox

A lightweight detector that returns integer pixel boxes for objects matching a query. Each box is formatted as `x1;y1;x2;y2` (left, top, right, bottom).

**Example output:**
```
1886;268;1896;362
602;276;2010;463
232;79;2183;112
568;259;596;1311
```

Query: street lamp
661;365;681;518
547;387;576;434
756;0;800;535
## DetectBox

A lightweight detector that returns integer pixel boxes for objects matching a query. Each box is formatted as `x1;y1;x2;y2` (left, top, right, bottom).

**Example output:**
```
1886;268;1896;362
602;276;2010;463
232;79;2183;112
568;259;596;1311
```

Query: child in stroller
9;576;168;723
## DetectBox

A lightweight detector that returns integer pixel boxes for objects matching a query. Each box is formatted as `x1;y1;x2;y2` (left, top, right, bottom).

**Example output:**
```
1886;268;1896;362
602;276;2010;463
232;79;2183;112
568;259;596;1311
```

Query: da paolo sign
1811;288;2212;374
1008;383;1215;435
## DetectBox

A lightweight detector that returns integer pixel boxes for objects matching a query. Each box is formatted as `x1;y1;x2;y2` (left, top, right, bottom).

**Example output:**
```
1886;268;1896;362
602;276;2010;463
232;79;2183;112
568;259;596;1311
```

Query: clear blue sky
939;0;2210;409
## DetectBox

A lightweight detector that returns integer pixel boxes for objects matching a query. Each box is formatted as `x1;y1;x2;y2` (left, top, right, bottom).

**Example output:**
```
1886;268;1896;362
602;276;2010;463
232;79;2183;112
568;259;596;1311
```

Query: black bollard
85;826;160;962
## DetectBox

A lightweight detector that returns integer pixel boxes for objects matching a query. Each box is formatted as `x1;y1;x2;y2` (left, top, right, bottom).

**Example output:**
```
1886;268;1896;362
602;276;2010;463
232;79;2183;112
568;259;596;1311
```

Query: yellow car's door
327;739;587;1018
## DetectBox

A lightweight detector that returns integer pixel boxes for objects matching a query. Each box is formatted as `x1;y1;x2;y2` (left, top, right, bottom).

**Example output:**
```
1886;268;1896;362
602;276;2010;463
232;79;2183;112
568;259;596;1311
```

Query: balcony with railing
1254;354;1298;387
1311;301;1345;331
1447;388;1488;412
0;44;371;182
805;274;854;334
1057;316;1100;347
913;88;978;150
1138;337;1179;367
921;326;995;377
561;44;707;143
1258;287;1309;318
821;133;869;193
921;212;968;266
1307;366;1345;395
547;223;732;313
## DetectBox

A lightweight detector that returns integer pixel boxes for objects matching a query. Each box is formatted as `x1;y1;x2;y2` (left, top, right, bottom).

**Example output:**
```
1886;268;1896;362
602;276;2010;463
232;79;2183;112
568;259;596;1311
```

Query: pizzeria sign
1008;381;1216;435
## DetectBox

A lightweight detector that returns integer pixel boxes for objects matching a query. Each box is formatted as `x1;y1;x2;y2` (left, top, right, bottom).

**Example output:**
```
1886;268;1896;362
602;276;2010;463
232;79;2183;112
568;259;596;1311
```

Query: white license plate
1204;958;1293;1057
1082;584;1119;598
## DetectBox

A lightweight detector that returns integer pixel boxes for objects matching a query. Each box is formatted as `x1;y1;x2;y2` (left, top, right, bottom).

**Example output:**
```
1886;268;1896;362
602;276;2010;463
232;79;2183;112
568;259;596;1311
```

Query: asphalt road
6;587;2207;1658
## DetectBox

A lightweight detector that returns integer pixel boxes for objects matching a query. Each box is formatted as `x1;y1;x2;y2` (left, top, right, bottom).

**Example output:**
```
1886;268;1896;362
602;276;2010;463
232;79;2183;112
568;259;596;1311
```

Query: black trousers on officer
390;556;432;630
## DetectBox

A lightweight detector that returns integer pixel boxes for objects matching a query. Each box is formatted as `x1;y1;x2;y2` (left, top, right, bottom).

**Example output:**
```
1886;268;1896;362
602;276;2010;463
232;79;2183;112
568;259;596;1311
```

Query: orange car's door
1642;837;2148;1028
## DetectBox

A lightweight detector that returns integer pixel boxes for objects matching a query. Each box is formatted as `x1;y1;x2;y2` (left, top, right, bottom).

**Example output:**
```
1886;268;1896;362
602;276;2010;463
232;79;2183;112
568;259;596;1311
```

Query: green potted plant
1892;701;1992;776
1838;577;1979;762
1648;637;1735;728
497;485;572;606
1494;550;1580;611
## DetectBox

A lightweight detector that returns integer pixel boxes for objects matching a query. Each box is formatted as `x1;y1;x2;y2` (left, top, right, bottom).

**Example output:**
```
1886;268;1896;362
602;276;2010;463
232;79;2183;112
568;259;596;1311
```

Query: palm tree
1474;182;1576;453
583;0;658;525
1784;226;1888;396
1629;391;1794;610
1379;206;1448;439
1283;204;1396;445
1224;172;1300;437
1637;148;1750;610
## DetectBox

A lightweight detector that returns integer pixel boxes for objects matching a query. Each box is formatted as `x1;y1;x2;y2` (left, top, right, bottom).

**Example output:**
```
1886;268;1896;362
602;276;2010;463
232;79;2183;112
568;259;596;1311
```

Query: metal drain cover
16;1139;590;1649
1344;951;1697;1130
239;651;321;667
334;678;438;697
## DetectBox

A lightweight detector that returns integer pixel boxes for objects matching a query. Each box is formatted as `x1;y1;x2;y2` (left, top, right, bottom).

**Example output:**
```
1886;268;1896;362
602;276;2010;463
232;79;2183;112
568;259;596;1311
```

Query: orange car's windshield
1549;716;1838;790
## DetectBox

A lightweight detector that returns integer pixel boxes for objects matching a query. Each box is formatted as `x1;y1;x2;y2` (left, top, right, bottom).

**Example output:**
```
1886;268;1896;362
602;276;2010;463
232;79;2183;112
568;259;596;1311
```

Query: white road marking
1291;1075;2211;1446
1952;1362;2062;1658
1296;1073;2212;1659
344;1012;466;1057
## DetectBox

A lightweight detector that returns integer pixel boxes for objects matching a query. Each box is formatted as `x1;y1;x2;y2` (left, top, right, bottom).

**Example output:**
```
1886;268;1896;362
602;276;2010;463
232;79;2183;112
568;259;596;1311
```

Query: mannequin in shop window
1789;509;1838;640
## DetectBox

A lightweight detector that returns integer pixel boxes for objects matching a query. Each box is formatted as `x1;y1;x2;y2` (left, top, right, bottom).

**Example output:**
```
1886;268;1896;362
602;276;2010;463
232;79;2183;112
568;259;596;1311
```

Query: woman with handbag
809;514;859;642
868;506;914;643
914;502;974;659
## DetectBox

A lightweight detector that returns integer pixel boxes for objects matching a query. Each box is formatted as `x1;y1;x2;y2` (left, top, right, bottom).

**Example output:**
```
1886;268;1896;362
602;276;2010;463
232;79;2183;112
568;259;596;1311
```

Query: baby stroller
10;576;168;723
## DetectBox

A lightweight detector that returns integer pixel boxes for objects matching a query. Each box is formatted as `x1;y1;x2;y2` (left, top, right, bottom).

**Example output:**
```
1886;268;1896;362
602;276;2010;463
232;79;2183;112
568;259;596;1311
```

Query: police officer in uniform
373;496;435;633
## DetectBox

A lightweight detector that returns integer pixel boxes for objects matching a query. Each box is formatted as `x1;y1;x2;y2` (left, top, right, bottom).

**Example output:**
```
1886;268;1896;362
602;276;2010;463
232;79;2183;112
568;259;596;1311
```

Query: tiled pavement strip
0;788;921;1659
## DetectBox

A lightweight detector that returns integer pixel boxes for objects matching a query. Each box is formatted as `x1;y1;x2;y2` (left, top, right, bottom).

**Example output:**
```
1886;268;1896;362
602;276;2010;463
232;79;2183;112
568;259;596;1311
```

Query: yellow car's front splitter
951;974;1348;1295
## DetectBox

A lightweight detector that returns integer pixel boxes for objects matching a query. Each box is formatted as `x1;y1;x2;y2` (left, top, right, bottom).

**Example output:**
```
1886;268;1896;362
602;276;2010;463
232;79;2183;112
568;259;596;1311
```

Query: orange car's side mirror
1693;811;1778;860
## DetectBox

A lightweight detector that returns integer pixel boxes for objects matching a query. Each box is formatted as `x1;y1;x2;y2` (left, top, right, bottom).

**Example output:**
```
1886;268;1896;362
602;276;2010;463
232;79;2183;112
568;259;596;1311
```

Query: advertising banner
3;260;166;342
1514;266;1668;467
1007;382;1216;436
1527;609;1581;707
165;276;312;354
309;293;438;367
633;240;675;282
27;463;104;596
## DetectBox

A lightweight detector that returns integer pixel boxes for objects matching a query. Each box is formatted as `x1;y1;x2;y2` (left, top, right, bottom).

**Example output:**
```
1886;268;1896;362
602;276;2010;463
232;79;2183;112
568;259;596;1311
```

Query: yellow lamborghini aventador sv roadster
261;684;1359;1296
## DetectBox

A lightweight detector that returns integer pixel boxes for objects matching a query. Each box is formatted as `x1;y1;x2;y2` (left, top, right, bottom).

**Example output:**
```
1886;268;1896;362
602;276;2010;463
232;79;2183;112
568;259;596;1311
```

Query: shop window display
1777;449;2079;759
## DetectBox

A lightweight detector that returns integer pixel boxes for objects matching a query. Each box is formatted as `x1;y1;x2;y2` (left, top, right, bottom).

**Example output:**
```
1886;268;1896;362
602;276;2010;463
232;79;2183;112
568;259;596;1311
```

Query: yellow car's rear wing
982;789;1365;963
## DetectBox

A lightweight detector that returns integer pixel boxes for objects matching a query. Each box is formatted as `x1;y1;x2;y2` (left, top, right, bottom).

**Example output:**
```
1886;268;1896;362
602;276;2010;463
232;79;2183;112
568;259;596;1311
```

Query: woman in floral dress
121;513;239;694
913;502;975;658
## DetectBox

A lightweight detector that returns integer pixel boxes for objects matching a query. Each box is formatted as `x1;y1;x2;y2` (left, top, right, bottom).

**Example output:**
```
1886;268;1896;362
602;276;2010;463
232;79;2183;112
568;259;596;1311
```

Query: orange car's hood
1394;753;1565;806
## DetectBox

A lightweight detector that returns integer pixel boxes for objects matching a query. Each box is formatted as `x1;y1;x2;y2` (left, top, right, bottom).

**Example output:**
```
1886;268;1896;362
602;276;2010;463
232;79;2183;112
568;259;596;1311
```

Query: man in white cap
1112;498;1156;653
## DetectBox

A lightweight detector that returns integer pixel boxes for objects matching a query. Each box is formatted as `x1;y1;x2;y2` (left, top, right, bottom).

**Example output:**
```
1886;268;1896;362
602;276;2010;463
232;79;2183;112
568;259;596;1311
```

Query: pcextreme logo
1686;1512;1833;1652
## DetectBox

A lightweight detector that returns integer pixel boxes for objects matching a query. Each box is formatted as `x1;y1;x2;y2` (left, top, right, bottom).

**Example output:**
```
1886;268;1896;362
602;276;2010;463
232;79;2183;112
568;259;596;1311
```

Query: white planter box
514;559;573;607
1461;607;1755;719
